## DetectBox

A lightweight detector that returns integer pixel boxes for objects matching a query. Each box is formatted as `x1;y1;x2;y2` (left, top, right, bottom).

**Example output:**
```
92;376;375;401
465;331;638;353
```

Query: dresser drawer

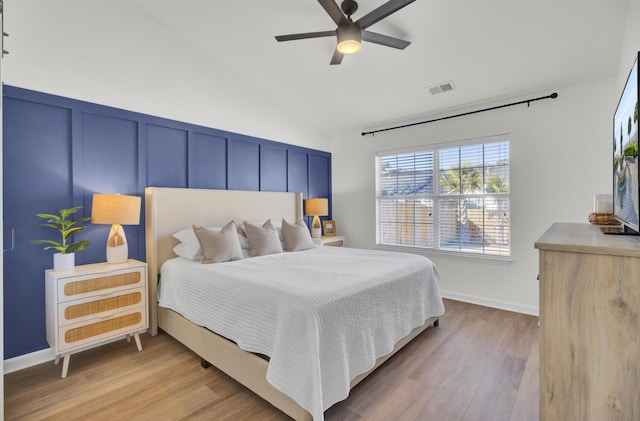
58;307;147;351
58;286;146;327
57;267;145;303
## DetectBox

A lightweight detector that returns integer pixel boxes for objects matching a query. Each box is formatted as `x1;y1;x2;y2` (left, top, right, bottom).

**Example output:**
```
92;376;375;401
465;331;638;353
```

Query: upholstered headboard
144;187;304;335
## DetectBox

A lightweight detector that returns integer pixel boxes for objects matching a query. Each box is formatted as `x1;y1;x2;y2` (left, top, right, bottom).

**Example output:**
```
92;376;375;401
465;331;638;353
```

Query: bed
145;187;444;420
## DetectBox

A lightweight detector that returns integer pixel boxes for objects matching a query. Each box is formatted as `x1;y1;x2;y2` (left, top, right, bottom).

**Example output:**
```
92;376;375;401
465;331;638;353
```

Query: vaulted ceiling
129;0;629;136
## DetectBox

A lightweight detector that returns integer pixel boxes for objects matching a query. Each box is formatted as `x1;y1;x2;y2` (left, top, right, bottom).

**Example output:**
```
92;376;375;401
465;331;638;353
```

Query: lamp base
311;215;322;238
106;224;129;264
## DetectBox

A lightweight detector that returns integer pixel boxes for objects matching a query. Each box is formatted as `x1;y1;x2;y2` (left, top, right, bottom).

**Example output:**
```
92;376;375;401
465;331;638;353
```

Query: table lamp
304;198;328;238
91;193;141;264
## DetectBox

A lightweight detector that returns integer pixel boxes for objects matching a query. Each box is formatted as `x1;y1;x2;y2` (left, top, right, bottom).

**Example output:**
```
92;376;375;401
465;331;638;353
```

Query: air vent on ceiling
426;81;456;95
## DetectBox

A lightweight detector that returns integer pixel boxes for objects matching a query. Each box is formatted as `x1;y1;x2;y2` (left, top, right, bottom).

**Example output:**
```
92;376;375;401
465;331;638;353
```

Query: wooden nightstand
45;259;148;378
312;235;346;247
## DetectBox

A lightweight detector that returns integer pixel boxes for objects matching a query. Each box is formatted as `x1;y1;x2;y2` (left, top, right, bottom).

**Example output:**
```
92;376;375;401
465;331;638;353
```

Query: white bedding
159;246;444;420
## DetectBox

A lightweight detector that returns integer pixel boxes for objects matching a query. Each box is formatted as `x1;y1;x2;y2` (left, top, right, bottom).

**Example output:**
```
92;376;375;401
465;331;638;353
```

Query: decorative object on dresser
535;223;640;420
588;193;618;225
31;206;91;271
312;235;346;247
91;194;141;264
322;219;337;236
304;197;328;238
587;212;619;225
45;259;148;378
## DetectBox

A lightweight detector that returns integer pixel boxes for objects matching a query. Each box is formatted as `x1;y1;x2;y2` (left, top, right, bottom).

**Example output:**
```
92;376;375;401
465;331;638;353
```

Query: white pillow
243;219;284;257
282;218;314;252
172;229;203;260
192;221;243;264
173;242;201;261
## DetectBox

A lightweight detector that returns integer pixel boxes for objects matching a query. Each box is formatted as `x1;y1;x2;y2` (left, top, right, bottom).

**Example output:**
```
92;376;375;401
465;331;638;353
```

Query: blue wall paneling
2;85;332;359
227;137;260;191
189;132;227;189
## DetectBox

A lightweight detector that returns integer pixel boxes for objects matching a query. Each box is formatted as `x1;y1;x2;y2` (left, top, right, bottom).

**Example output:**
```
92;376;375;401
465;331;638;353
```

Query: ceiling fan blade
317;0;347;26
362;31;410;49
355;0;416;30
330;49;344;65
275;30;336;42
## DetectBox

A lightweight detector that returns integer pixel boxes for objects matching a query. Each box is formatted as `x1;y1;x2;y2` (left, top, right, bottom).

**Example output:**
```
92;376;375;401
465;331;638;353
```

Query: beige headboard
145;187;304;335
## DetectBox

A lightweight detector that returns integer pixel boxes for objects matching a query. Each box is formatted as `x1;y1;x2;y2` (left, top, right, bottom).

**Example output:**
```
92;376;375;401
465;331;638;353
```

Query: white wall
330;79;617;314
618;0;640;88
2;0;329;152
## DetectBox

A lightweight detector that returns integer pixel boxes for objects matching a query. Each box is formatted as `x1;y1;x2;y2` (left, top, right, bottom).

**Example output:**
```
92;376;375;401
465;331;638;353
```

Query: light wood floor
5;299;539;420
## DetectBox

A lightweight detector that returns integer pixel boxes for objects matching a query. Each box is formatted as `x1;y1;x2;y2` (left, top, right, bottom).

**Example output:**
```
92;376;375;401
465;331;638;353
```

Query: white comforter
159;246;444;420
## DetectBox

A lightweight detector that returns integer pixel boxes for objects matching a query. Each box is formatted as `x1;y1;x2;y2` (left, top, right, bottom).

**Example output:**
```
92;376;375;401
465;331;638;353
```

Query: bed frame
145;187;439;420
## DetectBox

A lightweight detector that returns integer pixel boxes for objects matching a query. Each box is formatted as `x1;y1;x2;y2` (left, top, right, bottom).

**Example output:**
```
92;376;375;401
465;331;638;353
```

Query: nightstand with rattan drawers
45;259;148;378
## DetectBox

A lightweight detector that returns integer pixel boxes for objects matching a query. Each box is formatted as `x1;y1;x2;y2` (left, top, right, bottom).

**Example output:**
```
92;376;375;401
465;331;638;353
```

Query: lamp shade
305;198;329;217
91;194;141;225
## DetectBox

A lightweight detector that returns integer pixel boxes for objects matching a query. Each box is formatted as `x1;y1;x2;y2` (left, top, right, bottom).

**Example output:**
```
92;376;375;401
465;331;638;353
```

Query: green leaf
31;239;63;247
36;213;62;221
67;240;90;253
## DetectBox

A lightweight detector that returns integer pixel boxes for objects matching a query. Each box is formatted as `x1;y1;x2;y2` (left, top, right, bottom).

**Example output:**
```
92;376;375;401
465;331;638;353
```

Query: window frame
375;134;512;260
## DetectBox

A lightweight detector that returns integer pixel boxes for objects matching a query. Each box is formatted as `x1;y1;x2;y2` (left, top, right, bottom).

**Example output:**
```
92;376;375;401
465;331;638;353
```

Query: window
375;135;510;257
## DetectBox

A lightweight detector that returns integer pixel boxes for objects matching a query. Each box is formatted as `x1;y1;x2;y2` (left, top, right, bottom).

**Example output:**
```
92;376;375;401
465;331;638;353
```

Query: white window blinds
376;136;510;257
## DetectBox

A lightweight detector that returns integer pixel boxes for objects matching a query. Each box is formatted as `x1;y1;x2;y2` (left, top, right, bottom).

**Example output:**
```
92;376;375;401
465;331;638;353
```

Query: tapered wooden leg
133;332;142;351
61;353;70;378
54;354;61;365
126;333;131;342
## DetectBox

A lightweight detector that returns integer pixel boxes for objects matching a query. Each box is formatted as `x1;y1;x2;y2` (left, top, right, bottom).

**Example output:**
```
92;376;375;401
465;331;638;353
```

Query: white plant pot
53;252;75;271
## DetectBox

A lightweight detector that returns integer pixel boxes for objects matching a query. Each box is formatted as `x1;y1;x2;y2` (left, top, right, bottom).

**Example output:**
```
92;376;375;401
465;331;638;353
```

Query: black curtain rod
361;92;559;137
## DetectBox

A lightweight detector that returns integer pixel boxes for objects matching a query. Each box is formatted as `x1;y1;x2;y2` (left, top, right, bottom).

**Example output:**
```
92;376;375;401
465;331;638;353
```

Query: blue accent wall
2;85;332;359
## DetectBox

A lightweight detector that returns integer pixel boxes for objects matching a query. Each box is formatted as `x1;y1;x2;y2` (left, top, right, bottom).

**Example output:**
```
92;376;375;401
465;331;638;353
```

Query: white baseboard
4;347;55;374
440;290;539;317
4;328;148;374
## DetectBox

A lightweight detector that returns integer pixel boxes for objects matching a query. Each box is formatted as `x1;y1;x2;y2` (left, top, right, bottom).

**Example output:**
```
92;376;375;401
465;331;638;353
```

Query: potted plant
31;206;91;271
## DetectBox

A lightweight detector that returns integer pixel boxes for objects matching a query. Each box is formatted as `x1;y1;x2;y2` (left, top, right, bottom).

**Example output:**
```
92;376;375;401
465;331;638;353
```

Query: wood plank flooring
5;299;539;420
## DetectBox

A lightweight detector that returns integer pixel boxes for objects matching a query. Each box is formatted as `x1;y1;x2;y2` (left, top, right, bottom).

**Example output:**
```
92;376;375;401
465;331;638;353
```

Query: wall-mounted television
611;51;640;234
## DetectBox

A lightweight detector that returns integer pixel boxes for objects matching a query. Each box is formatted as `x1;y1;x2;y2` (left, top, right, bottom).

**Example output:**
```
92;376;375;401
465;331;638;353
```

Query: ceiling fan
275;0;416;65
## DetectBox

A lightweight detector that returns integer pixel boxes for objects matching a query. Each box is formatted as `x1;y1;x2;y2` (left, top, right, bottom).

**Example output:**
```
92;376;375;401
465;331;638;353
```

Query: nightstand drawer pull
64;292;142;321
64;272;141;297
64;312;142;343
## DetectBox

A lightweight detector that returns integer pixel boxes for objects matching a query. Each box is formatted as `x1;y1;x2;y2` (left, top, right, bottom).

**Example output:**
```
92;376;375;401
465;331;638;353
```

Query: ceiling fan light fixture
337;39;361;54
337;23;362;54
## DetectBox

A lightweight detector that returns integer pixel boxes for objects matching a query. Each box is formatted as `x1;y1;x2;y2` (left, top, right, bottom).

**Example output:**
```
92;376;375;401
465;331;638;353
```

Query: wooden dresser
535;223;640;421
45;259;148;378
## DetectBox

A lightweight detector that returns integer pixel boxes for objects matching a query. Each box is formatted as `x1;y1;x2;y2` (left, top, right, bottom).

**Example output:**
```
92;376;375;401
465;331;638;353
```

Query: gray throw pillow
193;221;244;264
282;218;315;251
243;219;284;257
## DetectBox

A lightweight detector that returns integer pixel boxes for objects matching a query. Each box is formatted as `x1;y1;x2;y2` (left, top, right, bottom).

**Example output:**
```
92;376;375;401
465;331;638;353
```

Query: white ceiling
128;0;629;137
